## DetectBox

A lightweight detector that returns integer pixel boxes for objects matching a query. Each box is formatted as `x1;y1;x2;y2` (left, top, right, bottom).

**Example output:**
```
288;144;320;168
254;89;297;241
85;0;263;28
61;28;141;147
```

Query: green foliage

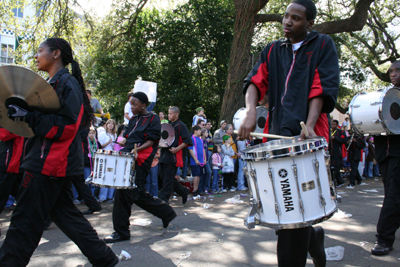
91;0;235;127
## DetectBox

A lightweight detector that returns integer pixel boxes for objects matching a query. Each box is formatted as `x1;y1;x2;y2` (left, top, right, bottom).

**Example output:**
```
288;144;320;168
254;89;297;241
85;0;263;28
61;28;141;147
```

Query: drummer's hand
130;149;138;159
298;125;316;141
238;109;256;140
169;147;179;154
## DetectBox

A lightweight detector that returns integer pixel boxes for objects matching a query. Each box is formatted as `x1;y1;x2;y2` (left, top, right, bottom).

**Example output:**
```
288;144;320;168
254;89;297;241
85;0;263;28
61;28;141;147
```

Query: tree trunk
219;0;268;124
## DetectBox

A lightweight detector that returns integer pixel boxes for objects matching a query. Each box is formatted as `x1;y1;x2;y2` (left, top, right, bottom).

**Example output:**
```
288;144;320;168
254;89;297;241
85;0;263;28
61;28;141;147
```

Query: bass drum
349;87;400;135
233;106;268;136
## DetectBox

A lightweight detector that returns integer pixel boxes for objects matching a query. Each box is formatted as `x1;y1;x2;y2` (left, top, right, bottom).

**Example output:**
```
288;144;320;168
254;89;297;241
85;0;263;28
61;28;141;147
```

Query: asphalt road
0;176;399;267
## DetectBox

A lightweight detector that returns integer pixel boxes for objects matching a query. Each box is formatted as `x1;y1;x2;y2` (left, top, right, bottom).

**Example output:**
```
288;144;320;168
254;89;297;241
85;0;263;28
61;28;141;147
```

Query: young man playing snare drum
239;0;339;266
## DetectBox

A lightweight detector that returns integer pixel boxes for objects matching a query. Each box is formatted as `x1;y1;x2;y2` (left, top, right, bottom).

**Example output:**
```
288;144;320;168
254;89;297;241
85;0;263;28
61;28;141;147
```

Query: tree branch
255;0;376;34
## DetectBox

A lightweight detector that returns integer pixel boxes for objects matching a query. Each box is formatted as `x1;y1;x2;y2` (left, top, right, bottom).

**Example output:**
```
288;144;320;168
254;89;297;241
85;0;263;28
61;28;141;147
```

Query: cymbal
159;123;175;147
0;65;60;137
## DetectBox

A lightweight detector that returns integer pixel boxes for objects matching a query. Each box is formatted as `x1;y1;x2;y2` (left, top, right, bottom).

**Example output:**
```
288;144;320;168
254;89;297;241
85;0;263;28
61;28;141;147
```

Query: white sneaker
73;199;81;205
345;184;354;189
229;188;237;192
222;189;227;193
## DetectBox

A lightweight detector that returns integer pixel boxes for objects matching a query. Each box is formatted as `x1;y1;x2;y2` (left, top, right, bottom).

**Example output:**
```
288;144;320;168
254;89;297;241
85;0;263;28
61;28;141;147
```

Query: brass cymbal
0;65;60;137
159;123;175;147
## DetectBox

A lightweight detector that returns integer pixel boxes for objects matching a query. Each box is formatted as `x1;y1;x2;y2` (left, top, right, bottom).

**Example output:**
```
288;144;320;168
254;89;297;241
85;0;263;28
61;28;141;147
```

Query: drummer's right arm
239;84;258;140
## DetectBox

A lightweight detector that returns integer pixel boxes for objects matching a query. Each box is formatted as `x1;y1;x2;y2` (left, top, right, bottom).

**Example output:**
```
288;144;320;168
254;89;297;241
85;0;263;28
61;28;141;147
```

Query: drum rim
252;203;338;230
95;149;135;157
349;87;400;135
242;137;327;161
90;182;137;189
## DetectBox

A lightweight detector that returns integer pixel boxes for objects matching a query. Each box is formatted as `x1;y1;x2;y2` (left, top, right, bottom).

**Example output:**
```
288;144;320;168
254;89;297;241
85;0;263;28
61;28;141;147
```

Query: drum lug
312;159;327;211
113;159;118;182
371;119;381;124
268;167;281;221
291;164;305;217
94;157;99;179
250;168;263;212
370;101;381;106
244;200;258;229
103;158;107;180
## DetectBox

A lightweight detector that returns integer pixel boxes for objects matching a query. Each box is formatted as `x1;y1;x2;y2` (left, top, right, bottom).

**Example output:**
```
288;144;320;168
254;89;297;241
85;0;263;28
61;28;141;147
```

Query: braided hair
44;37;94;125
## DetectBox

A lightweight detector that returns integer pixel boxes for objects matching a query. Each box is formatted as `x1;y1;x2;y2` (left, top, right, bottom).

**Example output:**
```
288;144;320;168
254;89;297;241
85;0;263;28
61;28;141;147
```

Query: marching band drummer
0;37;119;266
104;92;176;243
370;60;400;256
238;0;339;266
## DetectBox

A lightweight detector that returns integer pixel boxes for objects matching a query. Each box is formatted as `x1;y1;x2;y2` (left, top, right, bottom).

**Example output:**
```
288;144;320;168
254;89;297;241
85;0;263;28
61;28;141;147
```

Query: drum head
381;87;400;134
243;136;327;161
160;123;175;147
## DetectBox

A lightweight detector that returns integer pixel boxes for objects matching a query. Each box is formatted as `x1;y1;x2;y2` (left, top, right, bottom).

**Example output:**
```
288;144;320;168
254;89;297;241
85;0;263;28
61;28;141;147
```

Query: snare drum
233;106;268;134
242;137;337;230
91;150;136;189
349;87;400;135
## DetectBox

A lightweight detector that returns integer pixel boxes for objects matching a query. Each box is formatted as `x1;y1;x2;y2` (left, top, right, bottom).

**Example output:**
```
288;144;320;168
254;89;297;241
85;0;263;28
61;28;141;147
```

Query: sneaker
73;199;81;205
345;184;355;189
231;186;237;190
204;190;209;194
98;198;107;203
336;183;345;188
238;187;248;191
229;188;236;192
222;189;227;193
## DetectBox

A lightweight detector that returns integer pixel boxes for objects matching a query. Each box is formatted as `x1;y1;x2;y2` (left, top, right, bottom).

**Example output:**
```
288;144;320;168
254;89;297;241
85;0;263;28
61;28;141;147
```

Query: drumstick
233;130;294;140
300;121;309;137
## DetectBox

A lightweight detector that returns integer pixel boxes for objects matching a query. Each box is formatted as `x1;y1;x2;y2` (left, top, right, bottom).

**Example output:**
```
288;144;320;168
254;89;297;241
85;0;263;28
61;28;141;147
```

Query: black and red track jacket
159;119;192;168
22;68;84;177
329;129;348;159
0;128;26;174
243;31;339;141
121;112;161;173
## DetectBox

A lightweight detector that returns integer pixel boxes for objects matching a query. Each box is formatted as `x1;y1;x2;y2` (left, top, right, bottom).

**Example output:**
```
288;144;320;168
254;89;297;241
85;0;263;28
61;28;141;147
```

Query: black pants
331;157;344;186
223;172;234;189
376;157;400;247
349;160;362;185
112;165;176;238
71;174;101;211
0;172;23;214
0;171;118;267
158;163;187;203
277;226;318;267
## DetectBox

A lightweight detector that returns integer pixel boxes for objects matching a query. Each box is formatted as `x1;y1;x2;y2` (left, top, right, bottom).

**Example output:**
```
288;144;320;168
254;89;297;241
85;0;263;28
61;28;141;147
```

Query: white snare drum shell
349;87;400;135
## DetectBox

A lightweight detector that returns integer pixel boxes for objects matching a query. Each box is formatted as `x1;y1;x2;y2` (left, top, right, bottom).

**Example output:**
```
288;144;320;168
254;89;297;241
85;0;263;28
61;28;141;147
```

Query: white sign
133;80;157;102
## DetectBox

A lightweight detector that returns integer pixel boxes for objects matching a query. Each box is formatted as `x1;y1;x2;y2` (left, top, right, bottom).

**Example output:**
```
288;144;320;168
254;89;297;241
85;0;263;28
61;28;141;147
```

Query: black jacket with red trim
243;31;339;140
329;129;348;159
374;135;400;163
159;119;192;167
21;68;85;177
121;112;161;173
347;135;365;162
0;128;26;174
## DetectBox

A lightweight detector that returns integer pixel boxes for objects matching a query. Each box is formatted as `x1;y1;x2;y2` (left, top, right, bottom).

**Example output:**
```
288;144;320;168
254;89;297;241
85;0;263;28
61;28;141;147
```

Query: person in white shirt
124;92;134;124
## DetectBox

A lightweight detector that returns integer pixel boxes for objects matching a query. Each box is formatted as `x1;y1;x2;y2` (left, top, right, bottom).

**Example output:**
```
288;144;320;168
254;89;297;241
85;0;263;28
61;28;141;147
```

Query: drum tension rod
267;165;281;224
312;158;327;213
291;162;305;222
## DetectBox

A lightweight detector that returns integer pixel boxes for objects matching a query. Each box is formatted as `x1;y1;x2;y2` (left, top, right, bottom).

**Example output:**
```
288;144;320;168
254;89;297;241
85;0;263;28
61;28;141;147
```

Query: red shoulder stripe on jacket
45;126;59;139
0;128;18;141
42;105;84;177
314;113;329;142
308;68;323;99
7;136;24;173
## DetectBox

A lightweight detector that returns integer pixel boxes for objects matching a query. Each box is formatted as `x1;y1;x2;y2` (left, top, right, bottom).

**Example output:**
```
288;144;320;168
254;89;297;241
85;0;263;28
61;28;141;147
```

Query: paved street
0;177;399;266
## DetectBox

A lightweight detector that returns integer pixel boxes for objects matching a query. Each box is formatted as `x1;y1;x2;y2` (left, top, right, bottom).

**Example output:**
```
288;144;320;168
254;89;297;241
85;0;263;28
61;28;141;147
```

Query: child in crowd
98;119;117;202
114;124;125;151
188;125;206;196
192;107;207;126
146;148;160;197
87;127;99;195
159;112;169;123
200;128;211;193
221;135;236;192
211;145;223;193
